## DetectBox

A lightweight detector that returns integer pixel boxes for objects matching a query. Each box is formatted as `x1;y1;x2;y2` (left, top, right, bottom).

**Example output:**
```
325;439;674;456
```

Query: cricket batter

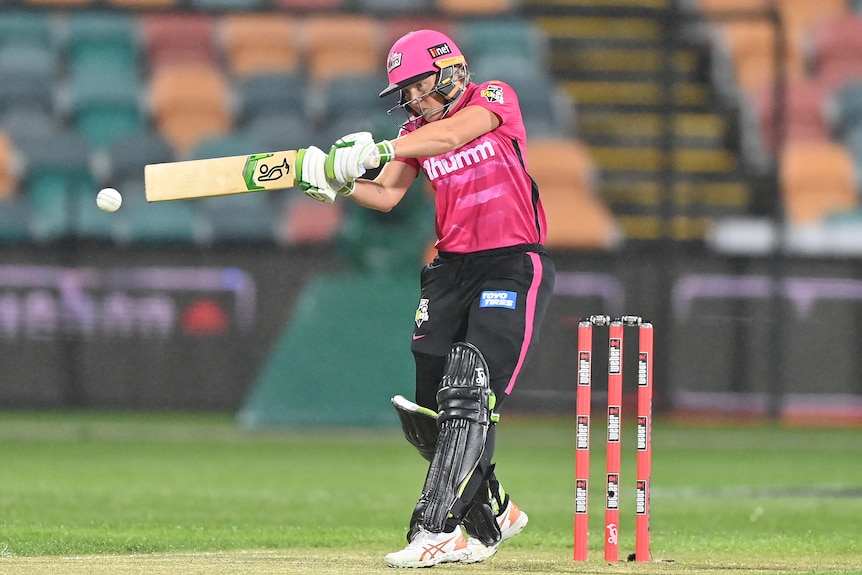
296;29;556;567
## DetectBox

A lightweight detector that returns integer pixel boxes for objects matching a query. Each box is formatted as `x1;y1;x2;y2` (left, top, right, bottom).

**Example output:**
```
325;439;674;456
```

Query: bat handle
363;156;381;169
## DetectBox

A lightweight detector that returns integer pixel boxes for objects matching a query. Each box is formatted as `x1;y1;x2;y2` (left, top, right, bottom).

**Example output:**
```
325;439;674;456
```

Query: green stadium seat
0;44;56;113
73;191;118;241
455;20;548;68
113;181;200;245
104;129;175;184
67;67;144;148
355;0;430;14
65;12;138;70
0;198;34;243
0;11;53;49
237;72;308;126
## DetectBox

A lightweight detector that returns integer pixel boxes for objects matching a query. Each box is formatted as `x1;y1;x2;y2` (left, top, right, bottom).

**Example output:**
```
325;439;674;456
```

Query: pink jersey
394;81;547;253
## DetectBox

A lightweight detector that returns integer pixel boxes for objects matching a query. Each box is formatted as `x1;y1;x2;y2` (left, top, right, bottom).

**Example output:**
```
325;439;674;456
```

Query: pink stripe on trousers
505;252;542;395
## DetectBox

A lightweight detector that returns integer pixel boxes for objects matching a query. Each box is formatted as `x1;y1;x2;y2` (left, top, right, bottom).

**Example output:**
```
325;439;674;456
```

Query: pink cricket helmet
379;29;467;98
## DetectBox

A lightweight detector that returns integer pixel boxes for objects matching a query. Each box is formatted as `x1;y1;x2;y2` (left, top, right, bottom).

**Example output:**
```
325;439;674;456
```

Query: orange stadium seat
718;20;804;97
0;131;18;199
780;141;857;224
527;138;618;249
149;63;232;154
778;0;847;62
383;17;456;47
141;14;217;70
303;15;381;83
272;0;343;9
220;14;300;78
435;0;515;16
696;0;770;13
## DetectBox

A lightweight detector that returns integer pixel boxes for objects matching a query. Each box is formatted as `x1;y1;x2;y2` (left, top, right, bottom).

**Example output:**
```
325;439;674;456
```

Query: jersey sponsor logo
415;298;429;327
481;84;504;103
387;51;403;72
427;43;452;58
479;290;517;309
423;140;497;181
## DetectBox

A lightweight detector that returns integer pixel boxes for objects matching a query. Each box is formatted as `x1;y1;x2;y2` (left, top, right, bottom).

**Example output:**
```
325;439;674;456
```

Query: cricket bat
145;150;380;202
145;150;298;202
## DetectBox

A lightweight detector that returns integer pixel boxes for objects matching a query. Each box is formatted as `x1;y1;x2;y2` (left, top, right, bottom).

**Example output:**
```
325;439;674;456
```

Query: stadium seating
0;131;17;199
102;129;175;185
0;11;53;48
456;20;548;71
149;63;232;154
755;78;829;154
0;44;56;115
303;15;380;83
64;11;138;68
829;82;862;141
355;0;430;14
0;196;33;243
779;141;857;225
113;181;201;244
220;15;299;78
23;130;96;242
272;0;342;8
141;14;217;70
65;61;144;148
277;195;344;245
383;17;456;47
436;0;515;15
192;0;263;10
527;138;619;249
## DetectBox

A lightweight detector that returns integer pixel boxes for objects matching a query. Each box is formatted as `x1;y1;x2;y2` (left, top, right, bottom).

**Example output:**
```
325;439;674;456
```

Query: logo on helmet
387;51;403;73
427;43;452;58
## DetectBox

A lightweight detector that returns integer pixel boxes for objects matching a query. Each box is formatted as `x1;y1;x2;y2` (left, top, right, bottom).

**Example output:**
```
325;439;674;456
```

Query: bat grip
363;156;381;169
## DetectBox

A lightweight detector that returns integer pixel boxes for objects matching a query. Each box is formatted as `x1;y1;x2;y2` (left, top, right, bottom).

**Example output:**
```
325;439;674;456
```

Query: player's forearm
390;106;500;158
349;179;404;212
391;122;461;158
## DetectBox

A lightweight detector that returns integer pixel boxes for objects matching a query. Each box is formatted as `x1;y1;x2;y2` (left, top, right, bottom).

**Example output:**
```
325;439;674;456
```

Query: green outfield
0;411;859;575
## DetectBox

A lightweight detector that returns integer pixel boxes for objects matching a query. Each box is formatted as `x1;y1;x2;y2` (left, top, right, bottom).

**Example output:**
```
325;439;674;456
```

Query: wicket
574;315;653;562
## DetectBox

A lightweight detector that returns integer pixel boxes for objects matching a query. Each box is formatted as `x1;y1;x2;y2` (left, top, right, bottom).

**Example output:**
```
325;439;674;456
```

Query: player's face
401;74;447;122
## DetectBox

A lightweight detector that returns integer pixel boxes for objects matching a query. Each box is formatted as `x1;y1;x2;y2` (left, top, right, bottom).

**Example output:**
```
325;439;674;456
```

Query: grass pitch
0;411;860;574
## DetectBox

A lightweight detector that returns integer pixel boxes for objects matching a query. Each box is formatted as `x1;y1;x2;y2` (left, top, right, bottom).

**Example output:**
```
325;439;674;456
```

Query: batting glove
325;132;396;191
296;146;338;204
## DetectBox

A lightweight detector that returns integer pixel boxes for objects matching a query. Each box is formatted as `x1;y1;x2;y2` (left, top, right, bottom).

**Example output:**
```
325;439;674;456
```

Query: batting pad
411;343;494;534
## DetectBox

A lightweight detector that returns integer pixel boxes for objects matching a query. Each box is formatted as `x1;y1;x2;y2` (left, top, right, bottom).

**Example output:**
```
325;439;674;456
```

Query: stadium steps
522;0;756;243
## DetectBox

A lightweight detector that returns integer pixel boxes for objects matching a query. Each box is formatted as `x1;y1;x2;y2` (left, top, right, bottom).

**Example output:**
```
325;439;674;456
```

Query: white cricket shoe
462;500;529;564
385;526;470;568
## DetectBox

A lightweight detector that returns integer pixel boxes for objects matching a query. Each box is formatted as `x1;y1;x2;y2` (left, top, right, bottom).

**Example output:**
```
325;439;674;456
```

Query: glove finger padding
326;131;375;184
296;146;336;204
326;132;394;185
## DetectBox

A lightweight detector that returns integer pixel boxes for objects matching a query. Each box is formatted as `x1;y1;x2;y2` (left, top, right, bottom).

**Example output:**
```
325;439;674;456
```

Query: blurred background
1;0;861;427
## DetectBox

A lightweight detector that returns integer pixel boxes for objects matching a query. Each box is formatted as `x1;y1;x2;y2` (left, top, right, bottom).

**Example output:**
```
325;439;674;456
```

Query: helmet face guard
380;30;469;129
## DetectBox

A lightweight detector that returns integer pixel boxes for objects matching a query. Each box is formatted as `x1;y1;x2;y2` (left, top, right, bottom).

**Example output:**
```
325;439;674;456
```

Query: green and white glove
325;131;396;193
296;146;338;204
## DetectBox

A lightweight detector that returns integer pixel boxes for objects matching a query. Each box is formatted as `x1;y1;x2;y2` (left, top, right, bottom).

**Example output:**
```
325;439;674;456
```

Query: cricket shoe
385;526;470;568
461;500;529;564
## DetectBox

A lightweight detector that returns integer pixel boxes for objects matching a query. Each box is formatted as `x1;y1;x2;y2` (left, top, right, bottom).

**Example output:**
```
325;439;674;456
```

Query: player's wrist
375;140;395;163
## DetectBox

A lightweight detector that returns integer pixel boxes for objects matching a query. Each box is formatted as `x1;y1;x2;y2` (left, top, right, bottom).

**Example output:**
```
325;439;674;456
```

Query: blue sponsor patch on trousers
480;290;517;309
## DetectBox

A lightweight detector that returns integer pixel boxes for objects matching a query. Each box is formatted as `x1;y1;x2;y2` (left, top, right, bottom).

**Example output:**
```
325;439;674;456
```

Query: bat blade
145;150;298;202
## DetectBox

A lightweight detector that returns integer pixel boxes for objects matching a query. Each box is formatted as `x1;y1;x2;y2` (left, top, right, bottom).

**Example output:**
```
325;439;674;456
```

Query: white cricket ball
96;187;122;213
